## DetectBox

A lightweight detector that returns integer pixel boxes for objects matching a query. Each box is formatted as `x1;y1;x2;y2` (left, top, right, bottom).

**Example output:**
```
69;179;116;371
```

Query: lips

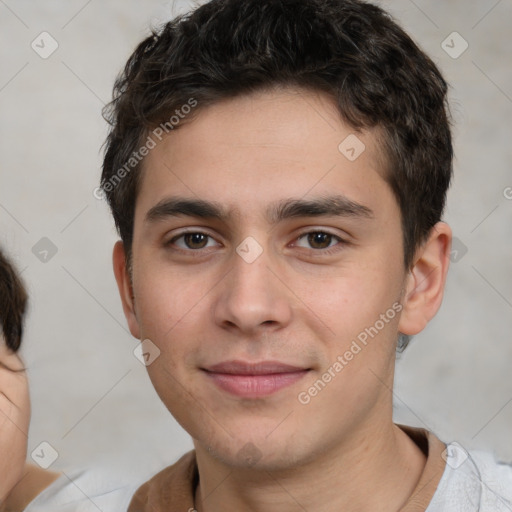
205;360;307;375
202;360;310;398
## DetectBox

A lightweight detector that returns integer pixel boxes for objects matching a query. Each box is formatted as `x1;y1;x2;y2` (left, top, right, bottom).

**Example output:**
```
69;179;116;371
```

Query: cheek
141;318;219;445
133;259;203;340
296;269;402;422
300;260;403;341
133;260;208;373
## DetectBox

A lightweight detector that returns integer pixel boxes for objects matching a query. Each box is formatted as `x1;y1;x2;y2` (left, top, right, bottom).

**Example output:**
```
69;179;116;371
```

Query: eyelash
165;229;346;256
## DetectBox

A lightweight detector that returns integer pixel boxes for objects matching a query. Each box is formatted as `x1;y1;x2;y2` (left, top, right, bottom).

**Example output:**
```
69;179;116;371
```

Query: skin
113;86;452;511
0;339;29;505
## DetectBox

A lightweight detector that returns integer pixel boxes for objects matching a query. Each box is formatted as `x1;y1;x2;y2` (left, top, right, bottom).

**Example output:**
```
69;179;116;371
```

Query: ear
398;222;452;336
112;240;141;339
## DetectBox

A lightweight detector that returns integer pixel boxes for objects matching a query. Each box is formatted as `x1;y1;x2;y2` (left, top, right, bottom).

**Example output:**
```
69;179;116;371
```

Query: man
3;0;512;510
102;0;512;509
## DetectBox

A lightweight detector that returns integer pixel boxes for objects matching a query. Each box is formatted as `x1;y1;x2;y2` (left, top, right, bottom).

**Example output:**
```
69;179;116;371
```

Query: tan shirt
128;424;447;511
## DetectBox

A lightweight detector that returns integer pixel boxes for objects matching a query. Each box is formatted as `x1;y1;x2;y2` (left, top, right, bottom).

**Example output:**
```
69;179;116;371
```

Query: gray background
0;0;511;479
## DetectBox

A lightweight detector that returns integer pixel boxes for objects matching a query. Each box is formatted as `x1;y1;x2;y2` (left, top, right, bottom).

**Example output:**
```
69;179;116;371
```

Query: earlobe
398;222;452;336
112;241;141;339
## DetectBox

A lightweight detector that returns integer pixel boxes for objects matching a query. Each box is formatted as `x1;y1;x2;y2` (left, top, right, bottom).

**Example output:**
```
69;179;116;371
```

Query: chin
195;427;312;472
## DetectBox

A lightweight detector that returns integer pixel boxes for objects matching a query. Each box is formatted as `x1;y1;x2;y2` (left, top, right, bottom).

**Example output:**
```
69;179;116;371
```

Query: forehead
135;86;392;222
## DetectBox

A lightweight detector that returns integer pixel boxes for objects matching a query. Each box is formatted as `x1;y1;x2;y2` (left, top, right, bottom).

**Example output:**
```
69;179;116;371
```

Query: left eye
170;232;218;250
294;231;343;250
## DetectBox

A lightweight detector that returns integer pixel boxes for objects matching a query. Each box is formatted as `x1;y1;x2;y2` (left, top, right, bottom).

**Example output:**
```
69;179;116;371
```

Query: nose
212;240;293;335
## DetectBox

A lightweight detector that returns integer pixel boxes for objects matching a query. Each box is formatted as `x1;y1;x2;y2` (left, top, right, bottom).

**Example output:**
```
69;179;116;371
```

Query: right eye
166;231;220;252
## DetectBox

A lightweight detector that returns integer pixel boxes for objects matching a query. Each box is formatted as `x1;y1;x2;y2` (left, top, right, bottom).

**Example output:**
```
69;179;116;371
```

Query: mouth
201;360;311;398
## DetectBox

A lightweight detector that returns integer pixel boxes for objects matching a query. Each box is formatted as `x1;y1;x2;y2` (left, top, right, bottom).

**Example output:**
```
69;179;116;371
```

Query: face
116;87;413;470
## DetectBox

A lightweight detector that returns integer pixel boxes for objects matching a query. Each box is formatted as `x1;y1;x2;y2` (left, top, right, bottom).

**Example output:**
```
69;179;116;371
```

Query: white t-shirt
24;441;512;511
426;445;512;511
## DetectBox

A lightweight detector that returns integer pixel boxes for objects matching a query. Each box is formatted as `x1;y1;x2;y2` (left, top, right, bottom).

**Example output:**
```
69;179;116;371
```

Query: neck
193;420;426;512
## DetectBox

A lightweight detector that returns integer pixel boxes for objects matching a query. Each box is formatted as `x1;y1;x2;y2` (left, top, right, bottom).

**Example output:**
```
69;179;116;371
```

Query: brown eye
293;230;346;255
167;231;217;251
307;232;333;249
183;233;209;249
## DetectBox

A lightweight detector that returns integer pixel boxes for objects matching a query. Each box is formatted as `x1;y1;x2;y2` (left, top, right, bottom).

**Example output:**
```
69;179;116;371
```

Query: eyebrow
145;194;374;225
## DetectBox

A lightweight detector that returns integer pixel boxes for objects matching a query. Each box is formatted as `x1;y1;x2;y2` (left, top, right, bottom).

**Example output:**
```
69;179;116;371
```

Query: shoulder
0;464;61;511
427;441;512;512
21;464;143;512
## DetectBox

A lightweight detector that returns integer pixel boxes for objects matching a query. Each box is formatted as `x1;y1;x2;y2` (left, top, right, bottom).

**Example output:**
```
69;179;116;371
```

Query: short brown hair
101;0;453;269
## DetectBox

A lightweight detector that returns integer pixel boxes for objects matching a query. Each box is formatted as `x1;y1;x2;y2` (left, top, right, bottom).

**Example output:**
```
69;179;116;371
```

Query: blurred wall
0;0;511;477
